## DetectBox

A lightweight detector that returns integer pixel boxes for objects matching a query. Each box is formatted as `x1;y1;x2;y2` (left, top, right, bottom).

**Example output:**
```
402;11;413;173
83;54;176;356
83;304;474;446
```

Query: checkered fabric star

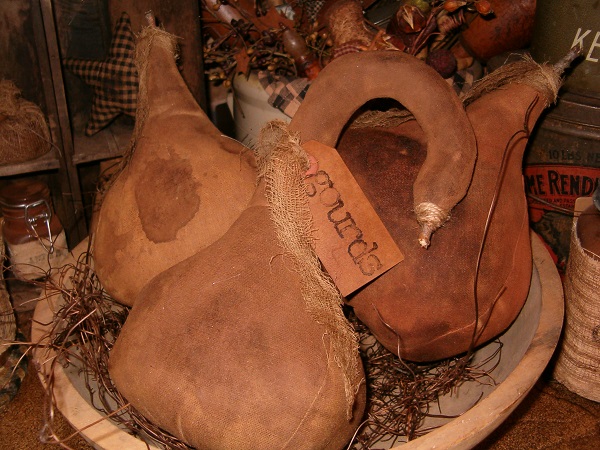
63;12;138;136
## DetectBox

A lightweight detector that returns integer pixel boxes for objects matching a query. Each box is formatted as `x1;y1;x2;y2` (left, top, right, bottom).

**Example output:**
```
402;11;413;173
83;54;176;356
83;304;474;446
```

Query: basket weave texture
554;218;600;402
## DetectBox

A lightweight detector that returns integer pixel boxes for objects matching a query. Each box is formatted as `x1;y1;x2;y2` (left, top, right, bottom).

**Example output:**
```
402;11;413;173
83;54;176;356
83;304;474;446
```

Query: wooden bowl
399;232;564;449
31;232;563;449
31;238;160;449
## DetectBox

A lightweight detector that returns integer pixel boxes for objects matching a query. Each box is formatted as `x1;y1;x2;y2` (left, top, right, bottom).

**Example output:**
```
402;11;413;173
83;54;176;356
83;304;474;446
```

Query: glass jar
0;179;68;280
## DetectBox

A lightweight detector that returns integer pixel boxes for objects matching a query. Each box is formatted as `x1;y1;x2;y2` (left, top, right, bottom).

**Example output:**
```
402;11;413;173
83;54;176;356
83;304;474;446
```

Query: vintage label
524;164;600;271
303;140;404;297
524;165;600;220
7;230;69;281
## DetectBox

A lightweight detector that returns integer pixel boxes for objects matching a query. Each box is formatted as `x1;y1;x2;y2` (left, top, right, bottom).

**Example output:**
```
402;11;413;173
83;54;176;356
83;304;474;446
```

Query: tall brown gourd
93;16;256;306
109;122;366;449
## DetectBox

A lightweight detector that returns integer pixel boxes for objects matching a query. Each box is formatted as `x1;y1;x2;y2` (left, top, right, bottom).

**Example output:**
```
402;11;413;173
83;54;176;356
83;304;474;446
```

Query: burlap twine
327;0;374;49
0;80;51;165
554;219;600;402
461;53;565;108
255;120;363;419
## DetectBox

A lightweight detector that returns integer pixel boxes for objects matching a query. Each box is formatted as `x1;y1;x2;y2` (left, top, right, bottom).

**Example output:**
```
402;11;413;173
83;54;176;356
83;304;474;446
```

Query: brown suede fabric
93;25;256;306
339;85;548;361
109;187;366;449
286;50;557;361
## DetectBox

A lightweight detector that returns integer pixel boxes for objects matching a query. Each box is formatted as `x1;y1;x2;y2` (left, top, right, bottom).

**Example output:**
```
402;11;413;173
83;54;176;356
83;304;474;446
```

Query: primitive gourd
109;123;366;449
290;50;564;361
92;15;256;306
108;48;479;449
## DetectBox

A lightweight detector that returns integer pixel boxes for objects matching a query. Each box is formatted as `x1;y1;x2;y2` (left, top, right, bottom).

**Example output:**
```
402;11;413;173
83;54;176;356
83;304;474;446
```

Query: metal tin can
525;1;600;271
530;0;600;96
524;93;600;270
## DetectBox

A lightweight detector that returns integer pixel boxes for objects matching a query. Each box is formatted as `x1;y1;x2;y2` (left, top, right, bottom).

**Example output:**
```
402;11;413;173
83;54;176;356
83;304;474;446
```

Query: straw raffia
0;80;52;165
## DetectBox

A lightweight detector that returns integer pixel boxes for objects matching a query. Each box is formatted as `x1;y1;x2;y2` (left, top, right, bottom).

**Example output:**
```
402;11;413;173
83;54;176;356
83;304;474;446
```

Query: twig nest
0;80;52;165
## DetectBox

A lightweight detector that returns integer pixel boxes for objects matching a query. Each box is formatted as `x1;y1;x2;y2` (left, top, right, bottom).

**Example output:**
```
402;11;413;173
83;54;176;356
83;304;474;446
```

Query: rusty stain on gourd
135;148;201;243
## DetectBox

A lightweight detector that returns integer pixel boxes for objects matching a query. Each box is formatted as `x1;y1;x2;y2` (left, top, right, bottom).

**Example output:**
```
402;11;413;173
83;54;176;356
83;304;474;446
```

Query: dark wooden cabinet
0;0;205;247
0;0;88;246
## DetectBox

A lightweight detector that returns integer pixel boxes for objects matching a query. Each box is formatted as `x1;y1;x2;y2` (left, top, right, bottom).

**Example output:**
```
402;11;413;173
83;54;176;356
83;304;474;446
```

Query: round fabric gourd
109;123;366;449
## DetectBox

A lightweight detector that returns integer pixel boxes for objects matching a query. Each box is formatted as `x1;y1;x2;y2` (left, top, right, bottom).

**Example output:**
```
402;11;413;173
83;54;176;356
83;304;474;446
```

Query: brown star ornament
63;12;138;136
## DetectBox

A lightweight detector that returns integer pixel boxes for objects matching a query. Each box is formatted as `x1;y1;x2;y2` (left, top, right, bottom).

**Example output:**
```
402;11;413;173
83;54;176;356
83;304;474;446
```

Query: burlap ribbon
255;119;363;417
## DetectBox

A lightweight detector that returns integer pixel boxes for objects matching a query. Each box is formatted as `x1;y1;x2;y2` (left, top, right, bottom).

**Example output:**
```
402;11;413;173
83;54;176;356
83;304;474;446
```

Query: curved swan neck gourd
289;50;478;247
343;54;573;361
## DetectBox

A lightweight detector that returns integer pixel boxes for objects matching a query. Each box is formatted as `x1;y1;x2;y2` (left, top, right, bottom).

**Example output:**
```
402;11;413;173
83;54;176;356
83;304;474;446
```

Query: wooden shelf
1;0;205;248
72;120;133;165
0;149;61;177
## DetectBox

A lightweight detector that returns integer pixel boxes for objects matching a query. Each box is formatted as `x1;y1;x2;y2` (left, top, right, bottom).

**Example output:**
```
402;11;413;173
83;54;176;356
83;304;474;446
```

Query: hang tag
303;140;404;297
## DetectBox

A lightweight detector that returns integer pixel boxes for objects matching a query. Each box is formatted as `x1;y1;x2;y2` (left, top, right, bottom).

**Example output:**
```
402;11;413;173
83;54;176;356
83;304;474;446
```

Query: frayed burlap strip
554;220;600;402
461;52;572;107
255;120;362;418
0;80;51;165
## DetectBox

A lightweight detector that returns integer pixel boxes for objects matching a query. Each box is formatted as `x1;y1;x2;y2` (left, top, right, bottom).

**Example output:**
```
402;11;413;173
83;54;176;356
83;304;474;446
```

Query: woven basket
554;212;600;402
